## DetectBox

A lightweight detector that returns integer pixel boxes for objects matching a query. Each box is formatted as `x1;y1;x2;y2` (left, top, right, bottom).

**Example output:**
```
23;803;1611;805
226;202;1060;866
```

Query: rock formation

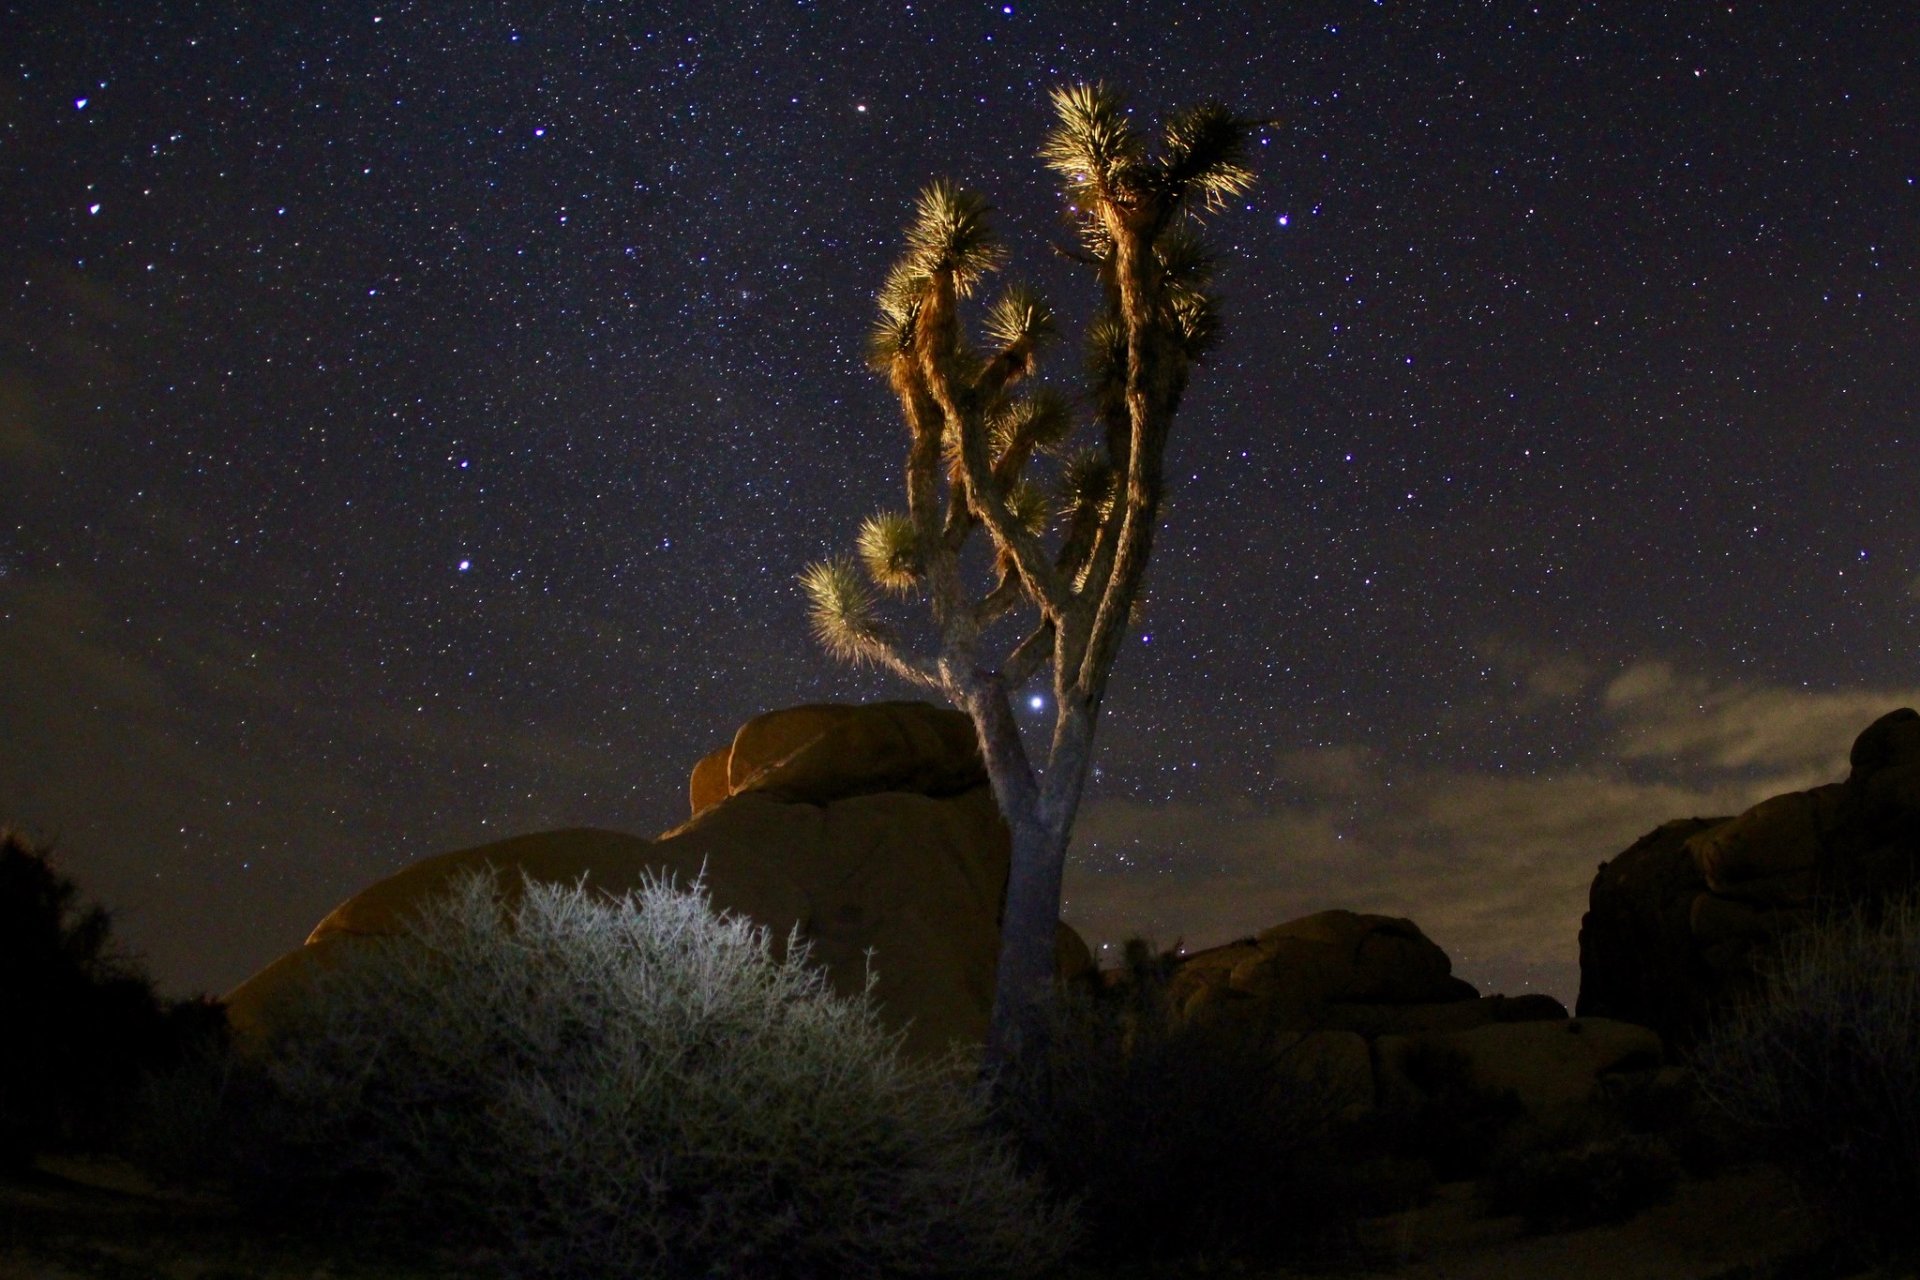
1577;707;1920;1046
1153;910;1655;1120
228;701;1094;1059
224;695;1683;1117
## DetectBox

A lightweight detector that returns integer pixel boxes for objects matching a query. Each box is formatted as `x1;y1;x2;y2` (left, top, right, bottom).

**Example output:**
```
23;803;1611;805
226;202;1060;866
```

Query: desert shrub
1591;1066;1729;1178
1479;1127;1678;1232
0;829;223;1164
228;868;1068;1280
1693;892;1920;1260
991;939;1355;1265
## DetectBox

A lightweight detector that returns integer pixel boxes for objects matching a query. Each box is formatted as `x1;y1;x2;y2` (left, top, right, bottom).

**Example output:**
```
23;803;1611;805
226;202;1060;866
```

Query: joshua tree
801;84;1258;1072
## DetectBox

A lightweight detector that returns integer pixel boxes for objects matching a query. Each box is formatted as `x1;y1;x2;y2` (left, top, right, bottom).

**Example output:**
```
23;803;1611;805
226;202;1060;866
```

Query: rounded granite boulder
229;701;1087;1061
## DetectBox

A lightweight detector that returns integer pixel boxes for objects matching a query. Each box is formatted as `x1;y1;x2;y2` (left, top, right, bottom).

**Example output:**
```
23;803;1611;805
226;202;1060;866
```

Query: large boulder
1684;783;1856;906
1145;909;1574;1114
1375;1017;1663;1121
1169;910;1477;1033
228;701;1092;1059
1578;708;1920;1046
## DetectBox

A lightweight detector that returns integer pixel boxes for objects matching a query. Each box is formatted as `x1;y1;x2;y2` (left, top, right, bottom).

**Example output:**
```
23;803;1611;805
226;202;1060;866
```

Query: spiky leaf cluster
855;512;921;595
799;557;883;664
1159;103;1257;213
989;390;1074;461
905;179;1005;297
984;284;1055;353
1056;448;1116;519
1039;83;1148;210
867;262;928;370
1043;83;1256;258
1004;480;1051;536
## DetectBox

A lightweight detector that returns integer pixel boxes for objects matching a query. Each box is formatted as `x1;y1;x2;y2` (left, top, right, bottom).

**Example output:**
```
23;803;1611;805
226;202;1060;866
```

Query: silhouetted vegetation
1694;892;1920;1264
0;829;223;1166
177;869;1068;1280
991;939;1366;1266
1479;1128;1679;1232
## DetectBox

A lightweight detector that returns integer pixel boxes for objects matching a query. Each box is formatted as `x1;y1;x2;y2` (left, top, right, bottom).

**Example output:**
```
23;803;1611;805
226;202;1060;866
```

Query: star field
5;2;1916;1001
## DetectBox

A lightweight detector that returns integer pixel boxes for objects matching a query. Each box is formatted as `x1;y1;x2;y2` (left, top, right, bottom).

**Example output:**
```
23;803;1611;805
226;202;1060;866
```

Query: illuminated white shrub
252;868;1070;1279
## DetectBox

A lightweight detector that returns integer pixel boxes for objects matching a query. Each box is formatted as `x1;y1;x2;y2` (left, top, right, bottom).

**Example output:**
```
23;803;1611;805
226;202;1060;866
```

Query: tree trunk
983;806;1070;1075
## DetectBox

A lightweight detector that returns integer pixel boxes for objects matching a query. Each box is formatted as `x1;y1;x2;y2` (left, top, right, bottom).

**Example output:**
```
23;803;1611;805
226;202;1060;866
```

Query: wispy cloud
1063;659;1920;1004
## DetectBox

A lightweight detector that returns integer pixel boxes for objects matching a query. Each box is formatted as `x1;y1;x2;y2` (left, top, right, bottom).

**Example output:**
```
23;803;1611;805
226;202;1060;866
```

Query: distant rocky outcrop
228;701;1094;1059
1577;707;1920;1046
1157;909;1657;1120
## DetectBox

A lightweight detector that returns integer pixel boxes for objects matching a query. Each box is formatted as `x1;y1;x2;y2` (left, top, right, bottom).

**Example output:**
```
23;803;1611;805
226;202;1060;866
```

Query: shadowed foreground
0;1154;1855;1280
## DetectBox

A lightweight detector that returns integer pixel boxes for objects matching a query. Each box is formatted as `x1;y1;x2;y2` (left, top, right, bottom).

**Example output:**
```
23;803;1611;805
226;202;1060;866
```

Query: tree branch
1004;620;1055;690
863;635;948;691
975;572;1025;629
1078;213;1170;694
916;294;1068;622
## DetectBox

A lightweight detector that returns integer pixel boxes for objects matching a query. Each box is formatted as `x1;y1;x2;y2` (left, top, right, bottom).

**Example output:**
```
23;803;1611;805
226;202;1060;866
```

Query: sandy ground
1345;1165;1833;1280
0;1155;1882;1280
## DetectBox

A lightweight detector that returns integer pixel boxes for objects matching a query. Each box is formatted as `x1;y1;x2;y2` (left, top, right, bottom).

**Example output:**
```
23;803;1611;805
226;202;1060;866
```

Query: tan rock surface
1170;910;1474;1038
717;700;985;808
228;701;1086;1060
1684;785;1844;894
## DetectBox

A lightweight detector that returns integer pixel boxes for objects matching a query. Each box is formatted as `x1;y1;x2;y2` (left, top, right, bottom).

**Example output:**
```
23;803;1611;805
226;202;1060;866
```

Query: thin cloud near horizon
1062;659;1920;1005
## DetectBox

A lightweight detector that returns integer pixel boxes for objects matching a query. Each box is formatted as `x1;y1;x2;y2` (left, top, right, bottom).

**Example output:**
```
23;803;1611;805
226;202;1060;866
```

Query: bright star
458;560;471;572
1028;694;1045;711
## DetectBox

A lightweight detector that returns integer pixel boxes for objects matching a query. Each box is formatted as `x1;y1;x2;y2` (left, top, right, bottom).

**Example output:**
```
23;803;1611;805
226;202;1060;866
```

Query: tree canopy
803;84;1260;1068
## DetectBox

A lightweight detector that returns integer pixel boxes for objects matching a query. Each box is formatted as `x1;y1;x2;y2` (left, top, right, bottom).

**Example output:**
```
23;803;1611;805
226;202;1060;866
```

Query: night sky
6;2;1916;1006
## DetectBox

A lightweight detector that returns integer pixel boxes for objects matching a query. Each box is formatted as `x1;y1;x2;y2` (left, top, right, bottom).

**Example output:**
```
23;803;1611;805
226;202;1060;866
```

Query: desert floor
0;1155;1886;1280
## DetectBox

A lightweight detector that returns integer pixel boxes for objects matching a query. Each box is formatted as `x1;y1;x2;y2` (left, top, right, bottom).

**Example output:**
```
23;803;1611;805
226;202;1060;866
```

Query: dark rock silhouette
1577;707;1920;1046
1151;910;1661;1119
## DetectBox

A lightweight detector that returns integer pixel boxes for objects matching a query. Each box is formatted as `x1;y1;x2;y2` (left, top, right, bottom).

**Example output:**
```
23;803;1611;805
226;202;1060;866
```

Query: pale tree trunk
977;691;1098;1075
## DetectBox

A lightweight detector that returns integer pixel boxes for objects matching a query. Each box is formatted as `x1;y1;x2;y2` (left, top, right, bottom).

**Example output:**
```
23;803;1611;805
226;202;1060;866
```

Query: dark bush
1591;1065;1730;1178
1479;1128;1679;1232
1693;892;1920;1261
991;939;1356;1265
0;829;223;1165
216;868;1069;1280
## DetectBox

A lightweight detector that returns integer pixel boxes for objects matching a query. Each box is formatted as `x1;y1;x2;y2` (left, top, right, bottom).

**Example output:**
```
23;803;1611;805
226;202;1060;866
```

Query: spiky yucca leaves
1054;448;1117;586
1003;480;1051;536
1158;103;1257;214
1055;448;1117;519
1043;84;1256;260
856;511;922;595
989;391;1074;466
984;284;1056;354
800;558;885;664
905;180;1005;296
1154;225;1215;293
867;261;931;371
1168;291;1220;360
1040;83;1146;210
